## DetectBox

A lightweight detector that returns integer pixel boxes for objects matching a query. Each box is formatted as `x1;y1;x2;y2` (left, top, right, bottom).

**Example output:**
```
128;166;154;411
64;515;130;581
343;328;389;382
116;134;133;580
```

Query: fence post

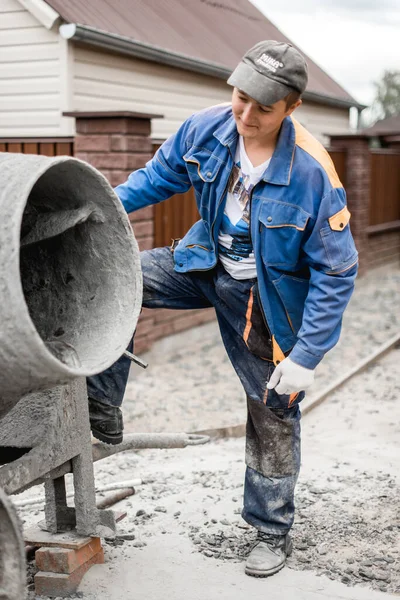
63;110;163;353
328;134;370;275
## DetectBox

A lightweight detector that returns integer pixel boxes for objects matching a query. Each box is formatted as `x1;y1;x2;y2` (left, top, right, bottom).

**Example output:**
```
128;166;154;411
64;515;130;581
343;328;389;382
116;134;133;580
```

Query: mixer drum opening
19;159;141;375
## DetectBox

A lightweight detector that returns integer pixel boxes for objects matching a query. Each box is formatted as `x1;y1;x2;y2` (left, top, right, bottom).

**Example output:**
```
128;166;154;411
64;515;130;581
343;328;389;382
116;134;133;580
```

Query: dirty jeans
87;247;303;535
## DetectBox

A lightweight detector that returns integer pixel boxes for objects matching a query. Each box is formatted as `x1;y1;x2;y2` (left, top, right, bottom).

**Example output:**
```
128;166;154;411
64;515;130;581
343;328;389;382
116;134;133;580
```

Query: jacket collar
263;116;296;186
213;110;238;154
213;111;296;187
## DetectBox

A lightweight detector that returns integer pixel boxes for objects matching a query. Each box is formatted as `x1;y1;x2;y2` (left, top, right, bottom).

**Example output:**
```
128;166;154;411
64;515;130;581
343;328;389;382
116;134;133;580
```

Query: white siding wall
0;0;72;136
295;102;350;145
72;46;232;140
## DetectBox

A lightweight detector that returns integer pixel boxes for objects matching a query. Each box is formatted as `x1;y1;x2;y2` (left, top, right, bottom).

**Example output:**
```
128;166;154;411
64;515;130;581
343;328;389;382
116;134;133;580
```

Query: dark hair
284;90;302;109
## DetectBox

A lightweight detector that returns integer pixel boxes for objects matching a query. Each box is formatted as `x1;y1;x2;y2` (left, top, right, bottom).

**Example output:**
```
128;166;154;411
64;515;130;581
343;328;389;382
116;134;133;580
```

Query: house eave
302;91;366;111
59;23;230;79
20;0;60;29
59;23;365;111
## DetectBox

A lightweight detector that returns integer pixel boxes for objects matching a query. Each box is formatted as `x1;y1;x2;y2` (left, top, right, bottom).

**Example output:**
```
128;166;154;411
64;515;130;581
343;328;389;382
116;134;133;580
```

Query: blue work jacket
116;105;358;370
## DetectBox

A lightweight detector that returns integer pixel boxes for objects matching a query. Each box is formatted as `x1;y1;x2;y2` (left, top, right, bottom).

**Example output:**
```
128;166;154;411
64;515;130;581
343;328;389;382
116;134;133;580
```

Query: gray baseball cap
227;40;308;106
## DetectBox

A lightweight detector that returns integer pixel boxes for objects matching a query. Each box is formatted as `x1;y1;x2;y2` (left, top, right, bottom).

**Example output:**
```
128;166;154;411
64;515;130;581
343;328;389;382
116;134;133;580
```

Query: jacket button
207;171;212;178
178;262;183;267
339;222;344;228
267;216;272;222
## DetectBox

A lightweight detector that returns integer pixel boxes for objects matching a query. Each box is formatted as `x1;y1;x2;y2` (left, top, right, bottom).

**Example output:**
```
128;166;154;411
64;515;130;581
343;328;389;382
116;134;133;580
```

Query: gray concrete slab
80;535;396;600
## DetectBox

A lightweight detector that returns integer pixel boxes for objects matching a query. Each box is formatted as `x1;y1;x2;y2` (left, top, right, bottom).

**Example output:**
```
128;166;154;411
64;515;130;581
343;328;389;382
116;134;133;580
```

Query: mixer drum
0;153;142;419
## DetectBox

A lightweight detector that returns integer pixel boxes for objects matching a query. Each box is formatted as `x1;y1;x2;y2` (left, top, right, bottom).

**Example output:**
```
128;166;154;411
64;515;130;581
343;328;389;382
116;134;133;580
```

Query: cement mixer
0;152;142;419
0;152;208;598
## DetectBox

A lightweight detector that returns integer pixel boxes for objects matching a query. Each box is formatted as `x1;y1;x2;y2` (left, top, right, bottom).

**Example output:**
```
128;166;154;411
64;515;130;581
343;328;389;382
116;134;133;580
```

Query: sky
249;0;400;109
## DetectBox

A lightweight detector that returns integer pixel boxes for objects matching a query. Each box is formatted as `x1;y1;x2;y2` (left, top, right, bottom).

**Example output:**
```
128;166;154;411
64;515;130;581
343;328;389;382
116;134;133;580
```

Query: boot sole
245;562;286;578
245;538;293;578
91;427;123;445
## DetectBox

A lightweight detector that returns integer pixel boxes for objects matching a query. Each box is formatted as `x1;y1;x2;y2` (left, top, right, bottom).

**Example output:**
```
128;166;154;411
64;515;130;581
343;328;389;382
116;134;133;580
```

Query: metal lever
123;350;148;369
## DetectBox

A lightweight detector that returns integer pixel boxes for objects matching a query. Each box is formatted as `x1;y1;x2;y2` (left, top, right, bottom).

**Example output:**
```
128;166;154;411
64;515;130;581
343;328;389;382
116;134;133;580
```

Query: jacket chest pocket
258;201;310;267
183;148;222;185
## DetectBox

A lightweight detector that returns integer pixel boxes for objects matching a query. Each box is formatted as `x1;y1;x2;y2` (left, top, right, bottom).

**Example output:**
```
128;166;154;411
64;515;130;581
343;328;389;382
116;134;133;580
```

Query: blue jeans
87;247;303;534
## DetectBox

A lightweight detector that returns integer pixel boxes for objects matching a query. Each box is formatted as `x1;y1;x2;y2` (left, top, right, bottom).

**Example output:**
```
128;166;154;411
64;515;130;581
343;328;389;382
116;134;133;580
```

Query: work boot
245;531;292;577
88;398;124;445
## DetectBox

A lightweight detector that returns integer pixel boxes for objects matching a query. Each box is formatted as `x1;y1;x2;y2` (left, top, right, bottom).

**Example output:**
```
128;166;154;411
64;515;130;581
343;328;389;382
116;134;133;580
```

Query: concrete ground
76;345;400;599
19;263;399;599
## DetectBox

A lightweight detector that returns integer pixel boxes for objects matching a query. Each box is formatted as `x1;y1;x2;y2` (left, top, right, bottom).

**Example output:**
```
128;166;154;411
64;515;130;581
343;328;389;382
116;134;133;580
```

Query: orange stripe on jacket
292;117;343;189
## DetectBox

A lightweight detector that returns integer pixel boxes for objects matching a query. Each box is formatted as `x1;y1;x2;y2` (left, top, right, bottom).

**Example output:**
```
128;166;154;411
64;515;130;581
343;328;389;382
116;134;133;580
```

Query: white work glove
267;357;315;395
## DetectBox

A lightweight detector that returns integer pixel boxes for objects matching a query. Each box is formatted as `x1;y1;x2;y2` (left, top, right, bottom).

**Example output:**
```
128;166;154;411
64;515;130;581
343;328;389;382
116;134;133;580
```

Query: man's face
231;88;301;141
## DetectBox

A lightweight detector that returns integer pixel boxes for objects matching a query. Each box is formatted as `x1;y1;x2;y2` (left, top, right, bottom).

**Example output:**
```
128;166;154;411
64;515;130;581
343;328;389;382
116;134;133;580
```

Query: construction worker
87;40;358;577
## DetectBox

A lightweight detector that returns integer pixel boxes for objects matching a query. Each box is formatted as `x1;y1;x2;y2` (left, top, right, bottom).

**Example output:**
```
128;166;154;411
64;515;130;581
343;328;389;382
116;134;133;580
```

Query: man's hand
267;357;315;395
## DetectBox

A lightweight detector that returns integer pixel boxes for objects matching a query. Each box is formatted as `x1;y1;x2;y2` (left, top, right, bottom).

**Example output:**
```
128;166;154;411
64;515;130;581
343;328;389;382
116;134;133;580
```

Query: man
87;40;358;577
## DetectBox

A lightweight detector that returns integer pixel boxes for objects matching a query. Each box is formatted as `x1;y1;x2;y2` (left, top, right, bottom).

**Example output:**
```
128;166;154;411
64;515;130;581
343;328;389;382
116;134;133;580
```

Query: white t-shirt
218;136;271;280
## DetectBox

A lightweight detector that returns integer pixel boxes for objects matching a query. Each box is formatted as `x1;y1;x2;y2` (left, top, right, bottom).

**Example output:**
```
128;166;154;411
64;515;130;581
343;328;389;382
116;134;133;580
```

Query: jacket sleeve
114;116;195;213
289;187;358;370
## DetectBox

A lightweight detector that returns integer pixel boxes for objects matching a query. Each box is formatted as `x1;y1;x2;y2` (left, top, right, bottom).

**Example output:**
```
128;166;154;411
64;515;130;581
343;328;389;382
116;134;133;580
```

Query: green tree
373;70;400;118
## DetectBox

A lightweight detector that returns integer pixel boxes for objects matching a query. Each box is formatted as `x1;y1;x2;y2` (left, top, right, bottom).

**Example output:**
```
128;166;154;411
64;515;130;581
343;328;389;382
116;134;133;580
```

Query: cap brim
227;62;292;106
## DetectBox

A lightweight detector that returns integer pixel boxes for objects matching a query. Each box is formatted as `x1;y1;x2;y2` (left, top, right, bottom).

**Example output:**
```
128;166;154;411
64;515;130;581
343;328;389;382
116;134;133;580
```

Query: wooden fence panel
154;188;199;248
370;150;400;226
0;138;74;157
327;148;347;188
153;143;199;248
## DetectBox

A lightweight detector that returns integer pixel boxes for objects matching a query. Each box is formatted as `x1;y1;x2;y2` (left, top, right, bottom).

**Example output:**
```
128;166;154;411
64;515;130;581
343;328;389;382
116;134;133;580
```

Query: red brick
97;169;113;182
132;220;154;237
134;336;151;354
76;117;151;136
82;152;151;170
35;538;102;574
107;170;131;187
153;309;179;323
137;236;154;251
34;548;104;596
126;154;152;169
110;134;152;153
74;151;90;162
137;311;154;323
140;307;154;320
74;135;110;152
129;206;154;222
148;321;175;341
172;310;215;333
135;317;156;336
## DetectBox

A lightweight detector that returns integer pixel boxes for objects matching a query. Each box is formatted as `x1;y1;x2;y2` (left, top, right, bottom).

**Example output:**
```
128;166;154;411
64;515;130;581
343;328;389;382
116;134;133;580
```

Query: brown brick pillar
329;134;370;274
63;111;163;352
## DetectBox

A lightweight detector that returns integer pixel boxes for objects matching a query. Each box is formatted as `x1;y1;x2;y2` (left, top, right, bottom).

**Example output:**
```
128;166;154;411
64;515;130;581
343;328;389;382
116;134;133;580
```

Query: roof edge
302;90;366;111
20;0;60;29
59;23;231;79
59;23;365;110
